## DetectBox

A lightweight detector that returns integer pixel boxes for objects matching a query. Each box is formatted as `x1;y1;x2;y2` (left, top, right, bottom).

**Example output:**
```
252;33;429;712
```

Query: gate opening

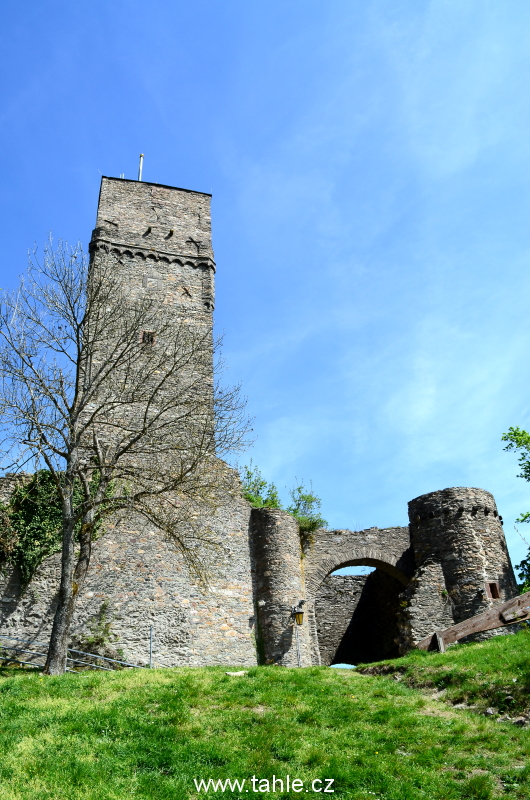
314;563;405;665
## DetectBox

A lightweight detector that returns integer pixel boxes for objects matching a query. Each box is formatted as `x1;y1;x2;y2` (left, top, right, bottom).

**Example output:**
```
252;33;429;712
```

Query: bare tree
0;240;250;674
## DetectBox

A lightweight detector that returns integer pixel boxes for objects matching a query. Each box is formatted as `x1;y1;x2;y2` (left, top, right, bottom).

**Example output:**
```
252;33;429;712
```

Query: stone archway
303;527;413;665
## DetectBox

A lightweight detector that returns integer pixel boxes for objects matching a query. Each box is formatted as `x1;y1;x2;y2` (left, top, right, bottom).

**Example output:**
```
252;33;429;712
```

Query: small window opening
141;330;156;346
486;581;500;599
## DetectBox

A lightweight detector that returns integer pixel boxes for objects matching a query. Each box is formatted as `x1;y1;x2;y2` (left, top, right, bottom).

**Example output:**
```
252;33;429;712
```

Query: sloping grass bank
358;628;530;719
0;650;529;799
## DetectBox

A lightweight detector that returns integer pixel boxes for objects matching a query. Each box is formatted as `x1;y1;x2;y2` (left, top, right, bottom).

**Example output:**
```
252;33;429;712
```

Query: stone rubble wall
249;507;312;667
95;177;214;263
315;570;404;665
0;486;257;668
314;574;368;665
92;178;215;318
408;487;518;625
0;473;32;506
396;559;455;654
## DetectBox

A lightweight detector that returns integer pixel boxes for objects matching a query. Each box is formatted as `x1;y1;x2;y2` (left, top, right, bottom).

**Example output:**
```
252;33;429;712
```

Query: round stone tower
408;487;518;625
249;508;312;667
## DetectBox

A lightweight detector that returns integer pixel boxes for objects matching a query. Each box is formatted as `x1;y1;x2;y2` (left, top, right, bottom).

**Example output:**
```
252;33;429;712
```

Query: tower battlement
90;177;215;314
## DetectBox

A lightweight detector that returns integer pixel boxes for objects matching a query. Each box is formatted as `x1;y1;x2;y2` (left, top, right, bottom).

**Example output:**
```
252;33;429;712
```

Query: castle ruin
0;177;519;667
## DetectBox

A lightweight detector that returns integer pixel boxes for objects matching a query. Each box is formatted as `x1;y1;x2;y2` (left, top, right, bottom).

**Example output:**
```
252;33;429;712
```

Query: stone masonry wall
0;473;31;505
89;177;216;456
250;508;312;667
314;570;404;665
314;574;367;665
408;488;518;625
396;559;455;654
92;177;215;317
1;486;258;667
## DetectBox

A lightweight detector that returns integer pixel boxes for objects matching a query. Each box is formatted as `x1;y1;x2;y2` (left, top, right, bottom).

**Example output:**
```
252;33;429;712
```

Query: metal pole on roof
138;154;144;181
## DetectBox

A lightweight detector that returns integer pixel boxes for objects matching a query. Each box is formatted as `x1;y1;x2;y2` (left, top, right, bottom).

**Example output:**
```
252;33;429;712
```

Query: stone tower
400;487;519;648
88;177;217;452
91;176;215;317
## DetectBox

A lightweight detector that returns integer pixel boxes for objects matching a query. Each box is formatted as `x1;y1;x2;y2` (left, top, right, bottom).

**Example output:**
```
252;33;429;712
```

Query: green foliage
6;471;64;586
286;481;327;536
502;427;530;591
0;637;530;799
0;470;112;587
502;427;530;514
240;461;281;509
515;551;530;594
240;463;327;551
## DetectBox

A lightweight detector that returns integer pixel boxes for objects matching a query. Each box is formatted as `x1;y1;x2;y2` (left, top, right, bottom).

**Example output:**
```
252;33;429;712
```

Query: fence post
149;625;153;668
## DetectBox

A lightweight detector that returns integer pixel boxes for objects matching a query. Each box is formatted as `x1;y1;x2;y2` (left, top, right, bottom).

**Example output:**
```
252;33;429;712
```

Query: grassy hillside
359;628;530;719
0;633;528;800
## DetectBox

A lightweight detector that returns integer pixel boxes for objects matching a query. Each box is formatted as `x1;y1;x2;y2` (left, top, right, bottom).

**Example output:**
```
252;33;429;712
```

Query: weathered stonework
0;177;520;669
1;483;256;667
395;560;455;655
408;488;518;632
314;575;368;665
250;508;312;667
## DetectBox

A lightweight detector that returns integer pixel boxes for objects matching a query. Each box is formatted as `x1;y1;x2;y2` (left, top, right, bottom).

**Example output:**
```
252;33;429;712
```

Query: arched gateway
250;488;518;668
303;527;413;666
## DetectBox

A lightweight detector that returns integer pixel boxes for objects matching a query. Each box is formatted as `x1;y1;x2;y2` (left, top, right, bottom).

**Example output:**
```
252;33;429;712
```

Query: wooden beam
417;589;530;652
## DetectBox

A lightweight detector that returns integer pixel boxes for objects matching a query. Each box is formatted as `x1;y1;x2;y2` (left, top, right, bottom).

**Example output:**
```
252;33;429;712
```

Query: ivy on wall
0;470;112;587
0;471;64;586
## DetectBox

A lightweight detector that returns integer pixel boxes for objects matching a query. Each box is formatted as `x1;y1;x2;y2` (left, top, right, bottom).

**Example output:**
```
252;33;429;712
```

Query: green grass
359;628;530;717
0;635;529;799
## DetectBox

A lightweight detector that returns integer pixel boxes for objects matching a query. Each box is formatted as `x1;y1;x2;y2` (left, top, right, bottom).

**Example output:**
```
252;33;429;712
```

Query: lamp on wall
292;600;305;626
291;600;306;668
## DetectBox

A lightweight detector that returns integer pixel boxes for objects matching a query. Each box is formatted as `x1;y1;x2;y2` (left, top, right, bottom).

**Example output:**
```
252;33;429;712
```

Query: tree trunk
44;512;94;675
44;515;76;675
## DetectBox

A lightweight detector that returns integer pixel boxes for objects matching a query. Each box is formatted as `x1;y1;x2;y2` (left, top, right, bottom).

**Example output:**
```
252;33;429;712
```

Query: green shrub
239;463;327;548
240;461;281;509
286;482;327;535
1;469;111;587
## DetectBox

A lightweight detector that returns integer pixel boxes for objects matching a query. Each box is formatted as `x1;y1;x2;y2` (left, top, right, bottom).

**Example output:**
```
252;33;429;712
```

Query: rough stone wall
88;177;216;452
408;488;518;625
314;571;403;665
0;473;31;505
303;526;413;600
0;487;257;667
250;508;312;667
361;570;403;662
314;574;367;665
396;559;455;654
92;177;215;314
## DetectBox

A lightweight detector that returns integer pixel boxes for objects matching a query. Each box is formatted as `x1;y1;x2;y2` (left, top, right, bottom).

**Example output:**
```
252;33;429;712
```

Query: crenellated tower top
90;177;215;313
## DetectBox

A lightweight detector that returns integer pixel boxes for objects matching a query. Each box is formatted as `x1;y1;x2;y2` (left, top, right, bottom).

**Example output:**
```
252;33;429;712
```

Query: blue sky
2;1;530;569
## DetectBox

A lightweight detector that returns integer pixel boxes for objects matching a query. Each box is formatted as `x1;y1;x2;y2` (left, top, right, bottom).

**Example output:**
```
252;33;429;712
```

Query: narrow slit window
486;581;500;599
141;330;156;346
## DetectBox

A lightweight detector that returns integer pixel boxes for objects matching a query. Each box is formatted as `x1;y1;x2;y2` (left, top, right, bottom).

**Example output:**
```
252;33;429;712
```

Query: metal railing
0;634;148;672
